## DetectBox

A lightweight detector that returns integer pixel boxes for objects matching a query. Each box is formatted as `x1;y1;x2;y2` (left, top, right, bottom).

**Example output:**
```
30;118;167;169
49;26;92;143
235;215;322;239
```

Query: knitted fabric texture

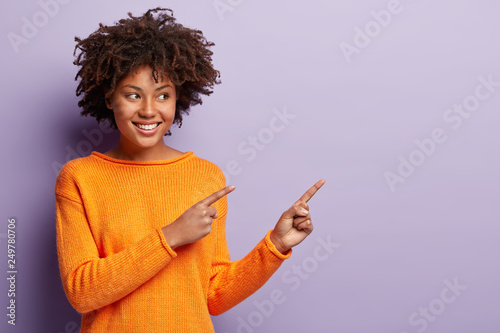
55;150;292;332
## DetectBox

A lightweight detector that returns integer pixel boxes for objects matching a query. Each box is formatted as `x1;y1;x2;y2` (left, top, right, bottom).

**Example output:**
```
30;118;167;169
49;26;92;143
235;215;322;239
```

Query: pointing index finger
200;185;236;206
298;179;325;203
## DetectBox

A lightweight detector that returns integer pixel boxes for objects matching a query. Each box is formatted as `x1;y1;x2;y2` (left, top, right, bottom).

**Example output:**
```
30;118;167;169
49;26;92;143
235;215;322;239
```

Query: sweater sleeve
207;194;292;316
55;166;177;314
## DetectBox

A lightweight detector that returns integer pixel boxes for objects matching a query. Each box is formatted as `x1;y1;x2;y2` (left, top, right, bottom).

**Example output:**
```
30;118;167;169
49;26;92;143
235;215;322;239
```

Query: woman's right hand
161;185;236;250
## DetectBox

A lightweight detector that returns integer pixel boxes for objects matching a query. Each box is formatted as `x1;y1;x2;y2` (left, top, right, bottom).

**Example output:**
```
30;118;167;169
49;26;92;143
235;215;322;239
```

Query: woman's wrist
269;230;289;255
161;225;180;250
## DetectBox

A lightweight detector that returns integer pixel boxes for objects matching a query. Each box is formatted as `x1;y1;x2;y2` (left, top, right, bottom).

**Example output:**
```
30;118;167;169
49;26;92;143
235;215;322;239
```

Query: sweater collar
90;150;194;166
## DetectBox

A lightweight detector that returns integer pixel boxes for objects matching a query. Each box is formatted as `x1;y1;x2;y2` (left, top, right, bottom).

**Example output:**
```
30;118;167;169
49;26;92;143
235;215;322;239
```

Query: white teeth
135;123;159;130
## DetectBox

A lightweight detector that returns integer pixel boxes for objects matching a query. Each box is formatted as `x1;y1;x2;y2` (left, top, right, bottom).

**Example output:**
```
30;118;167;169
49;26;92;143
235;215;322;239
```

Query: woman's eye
127;93;139;100
159;94;169;100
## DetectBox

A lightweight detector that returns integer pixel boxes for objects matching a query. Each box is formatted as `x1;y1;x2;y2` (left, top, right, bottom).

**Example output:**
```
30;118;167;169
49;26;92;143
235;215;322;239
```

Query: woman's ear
105;97;113;110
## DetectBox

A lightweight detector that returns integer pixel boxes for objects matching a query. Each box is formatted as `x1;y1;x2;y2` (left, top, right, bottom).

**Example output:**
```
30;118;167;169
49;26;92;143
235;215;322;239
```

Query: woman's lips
133;122;161;135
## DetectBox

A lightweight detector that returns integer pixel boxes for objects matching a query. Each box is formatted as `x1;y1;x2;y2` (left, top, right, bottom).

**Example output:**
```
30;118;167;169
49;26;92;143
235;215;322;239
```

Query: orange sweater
55;150;292;332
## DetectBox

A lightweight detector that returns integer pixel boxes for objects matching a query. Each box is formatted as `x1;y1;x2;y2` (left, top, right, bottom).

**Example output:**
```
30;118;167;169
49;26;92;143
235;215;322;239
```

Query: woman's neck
104;142;183;161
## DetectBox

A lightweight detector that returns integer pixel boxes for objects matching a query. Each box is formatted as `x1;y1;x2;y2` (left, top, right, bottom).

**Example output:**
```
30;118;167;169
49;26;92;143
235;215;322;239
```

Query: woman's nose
139;99;156;117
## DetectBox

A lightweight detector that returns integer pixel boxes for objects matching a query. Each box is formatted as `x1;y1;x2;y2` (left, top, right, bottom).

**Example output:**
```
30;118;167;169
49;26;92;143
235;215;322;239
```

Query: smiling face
105;64;177;160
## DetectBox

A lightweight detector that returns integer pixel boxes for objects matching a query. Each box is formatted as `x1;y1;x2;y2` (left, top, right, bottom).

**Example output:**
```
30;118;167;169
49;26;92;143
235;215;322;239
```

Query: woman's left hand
270;179;326;254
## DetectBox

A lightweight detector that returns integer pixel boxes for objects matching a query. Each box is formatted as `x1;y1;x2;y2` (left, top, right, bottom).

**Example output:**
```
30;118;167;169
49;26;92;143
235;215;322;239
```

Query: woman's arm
55;175;177;314
206;179;325;315
55;163;236;314
206;195;292;316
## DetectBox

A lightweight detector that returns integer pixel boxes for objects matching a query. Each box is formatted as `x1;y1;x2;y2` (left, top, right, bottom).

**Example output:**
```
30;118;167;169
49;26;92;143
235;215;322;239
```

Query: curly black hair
73;7;221;136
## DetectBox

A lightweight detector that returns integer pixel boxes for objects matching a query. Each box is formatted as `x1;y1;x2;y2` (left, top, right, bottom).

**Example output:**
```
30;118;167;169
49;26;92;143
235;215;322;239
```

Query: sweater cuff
264;230;292;260
156;228;177;259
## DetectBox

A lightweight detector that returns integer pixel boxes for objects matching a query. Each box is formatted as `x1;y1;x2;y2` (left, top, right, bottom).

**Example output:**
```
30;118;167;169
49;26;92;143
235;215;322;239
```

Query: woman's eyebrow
123;84;172;91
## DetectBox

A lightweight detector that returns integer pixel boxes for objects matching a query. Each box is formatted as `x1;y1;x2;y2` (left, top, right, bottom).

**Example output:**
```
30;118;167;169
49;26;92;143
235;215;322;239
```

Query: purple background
1;0;499;332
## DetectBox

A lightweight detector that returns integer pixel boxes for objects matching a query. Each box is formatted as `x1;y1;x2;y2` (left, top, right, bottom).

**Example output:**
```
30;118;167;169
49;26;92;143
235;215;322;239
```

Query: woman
55;7;325;332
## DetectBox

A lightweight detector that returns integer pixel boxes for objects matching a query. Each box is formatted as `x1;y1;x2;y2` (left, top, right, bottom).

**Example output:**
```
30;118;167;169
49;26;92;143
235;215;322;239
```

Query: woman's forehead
119;65;172;84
